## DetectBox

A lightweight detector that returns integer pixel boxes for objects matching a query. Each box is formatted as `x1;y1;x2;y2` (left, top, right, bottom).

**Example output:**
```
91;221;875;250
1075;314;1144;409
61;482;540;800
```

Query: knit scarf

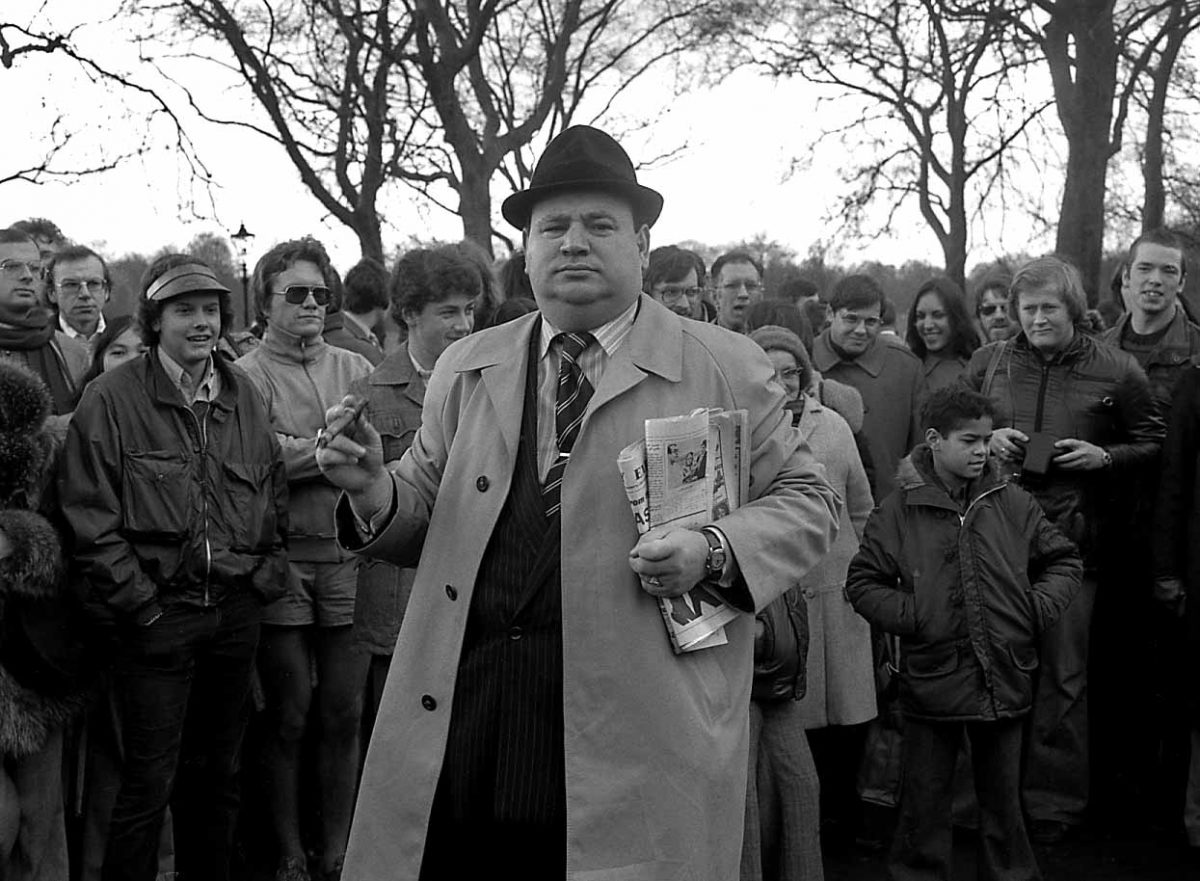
0;306;75;414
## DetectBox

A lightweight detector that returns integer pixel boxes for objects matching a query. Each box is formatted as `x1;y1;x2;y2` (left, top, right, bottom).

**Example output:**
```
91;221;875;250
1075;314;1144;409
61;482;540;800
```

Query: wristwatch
700;527;728;580
1100;448;1113;469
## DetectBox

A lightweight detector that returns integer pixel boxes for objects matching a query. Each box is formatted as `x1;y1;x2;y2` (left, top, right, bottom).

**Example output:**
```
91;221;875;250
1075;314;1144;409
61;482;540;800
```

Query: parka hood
896;444;1007;501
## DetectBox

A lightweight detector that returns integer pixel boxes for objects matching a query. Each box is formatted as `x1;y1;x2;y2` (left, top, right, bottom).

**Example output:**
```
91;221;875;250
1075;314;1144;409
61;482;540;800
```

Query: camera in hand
1021;432;1057;476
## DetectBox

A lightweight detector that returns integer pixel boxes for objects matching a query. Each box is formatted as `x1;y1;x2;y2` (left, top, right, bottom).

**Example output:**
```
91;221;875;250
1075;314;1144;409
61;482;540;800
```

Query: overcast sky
2;1;1063;274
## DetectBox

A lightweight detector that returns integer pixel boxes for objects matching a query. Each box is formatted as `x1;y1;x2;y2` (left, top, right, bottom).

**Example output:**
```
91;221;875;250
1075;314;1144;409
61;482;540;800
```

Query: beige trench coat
339;296;840;880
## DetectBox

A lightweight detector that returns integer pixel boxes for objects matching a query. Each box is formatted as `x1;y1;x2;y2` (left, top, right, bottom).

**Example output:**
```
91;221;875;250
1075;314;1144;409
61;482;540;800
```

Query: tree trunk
1142;13;1186;231
1047;0;1117;305
942;224;968;293
458;158;496;257
1057;130;1112;305
354;212;384;265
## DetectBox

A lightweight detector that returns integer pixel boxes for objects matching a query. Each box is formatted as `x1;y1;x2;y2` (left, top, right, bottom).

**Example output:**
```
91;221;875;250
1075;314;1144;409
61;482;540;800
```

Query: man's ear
636;224;650;270
925;427;942;449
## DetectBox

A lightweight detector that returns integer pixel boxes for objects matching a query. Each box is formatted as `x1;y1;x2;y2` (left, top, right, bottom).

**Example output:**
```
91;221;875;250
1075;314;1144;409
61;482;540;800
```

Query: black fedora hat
501;125;664;230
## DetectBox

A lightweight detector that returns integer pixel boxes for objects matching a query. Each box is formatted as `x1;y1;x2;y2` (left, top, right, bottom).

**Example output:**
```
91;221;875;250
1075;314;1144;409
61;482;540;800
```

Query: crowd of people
0;124;1198;881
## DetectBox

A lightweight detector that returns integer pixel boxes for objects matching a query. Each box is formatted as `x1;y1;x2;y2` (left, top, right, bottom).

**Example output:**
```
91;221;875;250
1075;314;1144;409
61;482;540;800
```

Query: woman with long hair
906;277;981;395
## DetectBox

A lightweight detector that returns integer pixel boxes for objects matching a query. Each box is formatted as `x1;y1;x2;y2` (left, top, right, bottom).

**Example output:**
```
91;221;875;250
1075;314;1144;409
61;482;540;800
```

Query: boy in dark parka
847;386;1082;881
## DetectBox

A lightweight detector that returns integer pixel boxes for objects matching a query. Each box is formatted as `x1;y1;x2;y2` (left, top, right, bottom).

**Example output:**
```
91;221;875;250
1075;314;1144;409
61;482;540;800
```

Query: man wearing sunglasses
973;273;1018;343
234;238;374;881
0;227;87;415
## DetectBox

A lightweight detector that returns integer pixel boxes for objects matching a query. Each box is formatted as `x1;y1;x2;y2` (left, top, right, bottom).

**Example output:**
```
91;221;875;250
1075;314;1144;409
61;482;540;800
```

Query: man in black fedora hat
317;124;838;880
59;253;289;881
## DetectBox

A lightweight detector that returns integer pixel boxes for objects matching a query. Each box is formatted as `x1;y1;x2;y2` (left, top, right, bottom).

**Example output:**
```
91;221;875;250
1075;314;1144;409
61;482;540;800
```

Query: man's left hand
1053;438;1107;471
628;527;709;598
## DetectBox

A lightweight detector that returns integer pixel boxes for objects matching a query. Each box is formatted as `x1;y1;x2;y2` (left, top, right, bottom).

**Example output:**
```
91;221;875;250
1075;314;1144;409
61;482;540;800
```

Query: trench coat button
508;625;523;641
421;694;437;711
476;475;490;492
445;584;458;601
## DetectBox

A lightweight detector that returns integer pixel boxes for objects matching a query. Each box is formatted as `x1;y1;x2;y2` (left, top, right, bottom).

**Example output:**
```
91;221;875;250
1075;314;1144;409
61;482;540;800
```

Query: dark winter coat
59;351;290;624
846;447;1082;722
812;330;923;503
1153;364;1200;721
965;331;1164;569
1101;308;1200;413
751;588;808;703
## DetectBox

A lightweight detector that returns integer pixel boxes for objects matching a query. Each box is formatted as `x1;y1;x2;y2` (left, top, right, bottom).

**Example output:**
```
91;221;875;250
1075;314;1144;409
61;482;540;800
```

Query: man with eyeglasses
644;245;713;321
11;217;68;278
712;250;765;332
45;245;112;352
973;273;1018;343
234;237;374;881
812;274;922;502
0;227;87;415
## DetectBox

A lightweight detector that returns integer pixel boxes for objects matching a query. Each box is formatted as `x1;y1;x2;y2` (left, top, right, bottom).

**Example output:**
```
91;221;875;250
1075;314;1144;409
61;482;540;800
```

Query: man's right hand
316;397;392;521
989;427;1029;463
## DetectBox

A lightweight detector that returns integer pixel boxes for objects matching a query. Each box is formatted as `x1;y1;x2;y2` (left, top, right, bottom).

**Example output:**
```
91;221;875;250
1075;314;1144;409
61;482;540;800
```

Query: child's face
931;417;993;481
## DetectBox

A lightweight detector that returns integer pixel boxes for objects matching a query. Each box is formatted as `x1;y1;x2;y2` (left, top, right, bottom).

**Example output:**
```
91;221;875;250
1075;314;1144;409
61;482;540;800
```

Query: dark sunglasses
275;285;332;305
979;303;1006;316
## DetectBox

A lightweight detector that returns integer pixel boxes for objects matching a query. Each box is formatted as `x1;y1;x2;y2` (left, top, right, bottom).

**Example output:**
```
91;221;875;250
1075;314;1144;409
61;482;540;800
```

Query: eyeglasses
274;285;332;306
979;304;1006;316
836;311;882;329
0;259;41;278
655;285;703;304
775;368;801;381
720;281;762;295
57;278;109;296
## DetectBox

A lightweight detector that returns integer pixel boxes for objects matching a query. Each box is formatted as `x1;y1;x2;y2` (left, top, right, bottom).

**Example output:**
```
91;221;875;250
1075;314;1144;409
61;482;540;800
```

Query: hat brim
145;263;232;302
501;179;663;231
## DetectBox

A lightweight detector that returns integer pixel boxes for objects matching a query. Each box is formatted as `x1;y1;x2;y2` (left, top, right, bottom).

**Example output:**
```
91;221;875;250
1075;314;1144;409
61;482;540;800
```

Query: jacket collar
1105;306;1198;363
793;393;825;445
369;343;419;385
368;344;425;408
146;349;238;416
897;444;1007;511
1010;326;1089;365
812;329;890;377
262;323;327;364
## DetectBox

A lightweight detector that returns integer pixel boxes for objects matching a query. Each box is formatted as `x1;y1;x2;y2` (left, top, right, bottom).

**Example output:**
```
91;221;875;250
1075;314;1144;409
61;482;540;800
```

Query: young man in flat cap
316;125;839;880
59;255;289;881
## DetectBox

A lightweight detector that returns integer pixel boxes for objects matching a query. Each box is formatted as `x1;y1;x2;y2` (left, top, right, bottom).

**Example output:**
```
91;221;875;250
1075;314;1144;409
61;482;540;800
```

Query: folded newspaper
618;408;750;653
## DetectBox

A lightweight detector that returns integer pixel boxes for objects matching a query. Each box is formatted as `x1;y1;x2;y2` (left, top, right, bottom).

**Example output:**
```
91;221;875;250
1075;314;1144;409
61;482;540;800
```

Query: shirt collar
538;298;639;361
59;312;106;340
408;348;434;380
157;347;219;404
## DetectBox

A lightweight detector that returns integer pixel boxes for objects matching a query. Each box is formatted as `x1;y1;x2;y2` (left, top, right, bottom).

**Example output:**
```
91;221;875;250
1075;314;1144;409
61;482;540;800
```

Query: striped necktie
543;331;595;518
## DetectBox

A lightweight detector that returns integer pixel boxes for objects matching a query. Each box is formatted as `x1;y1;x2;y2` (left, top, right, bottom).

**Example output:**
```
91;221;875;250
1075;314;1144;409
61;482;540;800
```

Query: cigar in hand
317;395;368;450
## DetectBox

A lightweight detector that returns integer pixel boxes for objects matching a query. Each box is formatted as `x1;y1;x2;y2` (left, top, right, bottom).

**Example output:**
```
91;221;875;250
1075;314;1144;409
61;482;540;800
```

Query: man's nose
560;222;588;253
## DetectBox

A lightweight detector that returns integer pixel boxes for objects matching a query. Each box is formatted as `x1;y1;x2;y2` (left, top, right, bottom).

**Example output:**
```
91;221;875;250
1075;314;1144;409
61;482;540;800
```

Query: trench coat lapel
587;295;683;417
453;312;539;463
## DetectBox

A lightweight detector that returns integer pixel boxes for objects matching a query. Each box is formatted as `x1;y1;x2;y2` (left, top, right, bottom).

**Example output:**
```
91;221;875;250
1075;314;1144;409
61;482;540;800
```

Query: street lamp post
230;222;255;329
